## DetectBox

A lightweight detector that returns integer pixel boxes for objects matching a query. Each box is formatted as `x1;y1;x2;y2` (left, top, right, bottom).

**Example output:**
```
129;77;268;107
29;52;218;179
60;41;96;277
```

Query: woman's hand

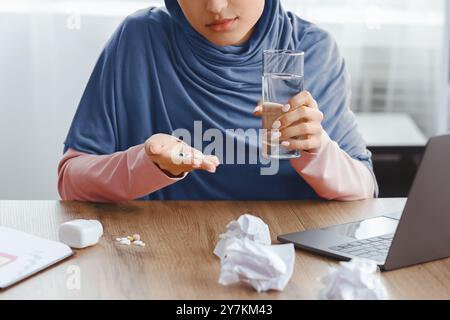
253;91;324;152
144;133;220;177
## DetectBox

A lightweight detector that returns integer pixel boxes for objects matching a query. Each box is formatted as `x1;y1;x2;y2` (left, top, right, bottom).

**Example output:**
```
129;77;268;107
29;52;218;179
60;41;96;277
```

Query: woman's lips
206;17;238;32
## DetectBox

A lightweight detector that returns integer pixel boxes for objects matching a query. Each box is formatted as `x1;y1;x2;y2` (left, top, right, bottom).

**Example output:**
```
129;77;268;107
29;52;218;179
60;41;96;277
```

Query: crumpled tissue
319;258;388;300
214;214;271;259
214;214;295;292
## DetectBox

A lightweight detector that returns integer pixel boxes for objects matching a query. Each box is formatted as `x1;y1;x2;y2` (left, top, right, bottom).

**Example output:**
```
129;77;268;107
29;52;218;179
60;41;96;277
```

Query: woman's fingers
269;91;324;152
254;92;319;122
200;156;219;173
145;133;219;176
274;91;321;128
253;103;263;117
170;145;219;173
279;122;322;140
205;155;220;166
252;98;263;117
288;91;318;110
145;138;165;156
281;135;322;152
184;154;218;173
272;105;323;129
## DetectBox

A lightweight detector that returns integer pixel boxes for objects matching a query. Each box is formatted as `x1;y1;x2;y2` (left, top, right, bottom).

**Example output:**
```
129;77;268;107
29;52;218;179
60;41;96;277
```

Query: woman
58;0;378;202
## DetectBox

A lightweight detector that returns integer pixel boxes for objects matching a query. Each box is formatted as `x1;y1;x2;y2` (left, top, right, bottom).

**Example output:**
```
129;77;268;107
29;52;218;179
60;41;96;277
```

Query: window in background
0;0;448;199
283;0;447;137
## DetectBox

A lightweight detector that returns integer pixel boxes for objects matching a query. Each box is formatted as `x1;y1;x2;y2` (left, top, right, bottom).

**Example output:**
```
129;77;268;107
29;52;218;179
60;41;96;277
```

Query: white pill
133;240;145;246
120;239;131;245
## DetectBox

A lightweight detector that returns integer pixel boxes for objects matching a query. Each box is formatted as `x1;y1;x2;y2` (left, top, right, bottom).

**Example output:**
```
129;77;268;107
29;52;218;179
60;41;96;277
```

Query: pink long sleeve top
58;132;375;202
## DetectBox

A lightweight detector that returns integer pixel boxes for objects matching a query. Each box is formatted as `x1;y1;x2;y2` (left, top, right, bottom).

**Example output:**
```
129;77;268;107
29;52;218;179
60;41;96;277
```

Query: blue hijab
64;0;377;200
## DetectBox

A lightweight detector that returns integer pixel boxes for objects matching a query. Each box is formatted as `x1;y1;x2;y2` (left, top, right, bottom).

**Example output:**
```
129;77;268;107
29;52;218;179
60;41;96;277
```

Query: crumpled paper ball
319;258;389;300
214;214;271;259
214;214;295;292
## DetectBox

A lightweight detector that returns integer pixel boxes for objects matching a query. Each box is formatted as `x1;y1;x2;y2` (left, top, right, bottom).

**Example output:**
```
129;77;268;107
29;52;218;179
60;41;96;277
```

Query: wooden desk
0;199;449;299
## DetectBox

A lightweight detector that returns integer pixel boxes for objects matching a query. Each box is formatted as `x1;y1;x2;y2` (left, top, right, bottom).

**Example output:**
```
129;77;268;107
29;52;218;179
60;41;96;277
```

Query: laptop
278;134;450;271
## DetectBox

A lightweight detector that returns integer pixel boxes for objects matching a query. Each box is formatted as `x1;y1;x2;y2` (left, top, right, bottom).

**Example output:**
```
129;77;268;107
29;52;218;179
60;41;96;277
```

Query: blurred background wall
0;0;449;199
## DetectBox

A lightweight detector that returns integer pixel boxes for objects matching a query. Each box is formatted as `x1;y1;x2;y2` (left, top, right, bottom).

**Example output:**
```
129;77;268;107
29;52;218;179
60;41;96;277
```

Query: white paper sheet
0;226;73;288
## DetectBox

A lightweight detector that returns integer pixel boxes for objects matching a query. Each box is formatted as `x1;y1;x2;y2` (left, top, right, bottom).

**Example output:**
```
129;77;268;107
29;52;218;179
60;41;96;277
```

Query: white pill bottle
59;219;103;249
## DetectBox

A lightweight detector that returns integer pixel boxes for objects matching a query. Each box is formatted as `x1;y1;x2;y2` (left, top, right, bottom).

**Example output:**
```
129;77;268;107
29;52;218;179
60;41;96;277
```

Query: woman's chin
207;34;250;47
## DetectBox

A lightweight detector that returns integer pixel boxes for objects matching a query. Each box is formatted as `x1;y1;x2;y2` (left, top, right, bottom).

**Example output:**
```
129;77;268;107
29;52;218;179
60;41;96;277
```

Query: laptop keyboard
329;233;394;261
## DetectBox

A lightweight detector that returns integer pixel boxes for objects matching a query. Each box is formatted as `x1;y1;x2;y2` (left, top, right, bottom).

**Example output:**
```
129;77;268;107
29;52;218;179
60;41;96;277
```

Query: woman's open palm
144;133;220;177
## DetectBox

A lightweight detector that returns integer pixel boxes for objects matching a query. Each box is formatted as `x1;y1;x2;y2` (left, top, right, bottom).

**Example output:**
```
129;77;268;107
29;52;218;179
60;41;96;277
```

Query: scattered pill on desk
133;240;145;247
116;235;145;247
119;238;131;245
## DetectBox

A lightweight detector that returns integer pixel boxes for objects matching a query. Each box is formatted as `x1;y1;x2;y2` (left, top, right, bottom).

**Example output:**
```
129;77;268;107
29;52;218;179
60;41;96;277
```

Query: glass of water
262;50;304;159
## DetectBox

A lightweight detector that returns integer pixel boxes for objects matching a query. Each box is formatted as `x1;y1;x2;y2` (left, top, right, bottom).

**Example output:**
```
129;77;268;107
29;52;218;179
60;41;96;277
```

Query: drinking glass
262;50;304;159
